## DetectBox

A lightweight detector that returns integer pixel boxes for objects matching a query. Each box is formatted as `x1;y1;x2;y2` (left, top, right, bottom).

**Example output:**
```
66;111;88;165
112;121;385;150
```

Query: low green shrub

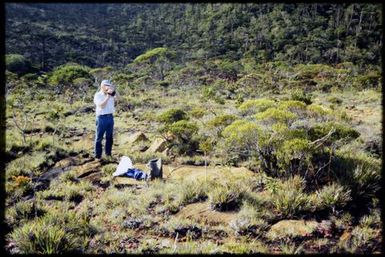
290;89;312;105
255;107;297;124
207;114;237;137
308;122;360;142
238;98;276;115
6;54;33;75
162;120;199;155
157;108;188;124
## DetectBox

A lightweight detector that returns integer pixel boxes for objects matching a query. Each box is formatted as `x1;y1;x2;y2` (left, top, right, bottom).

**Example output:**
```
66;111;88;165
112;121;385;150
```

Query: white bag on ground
113;156;133;177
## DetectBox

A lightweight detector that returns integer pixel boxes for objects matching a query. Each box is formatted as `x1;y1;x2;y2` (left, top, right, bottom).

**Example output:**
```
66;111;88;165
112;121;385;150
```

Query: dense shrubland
5;4;382;70
4;3;382;255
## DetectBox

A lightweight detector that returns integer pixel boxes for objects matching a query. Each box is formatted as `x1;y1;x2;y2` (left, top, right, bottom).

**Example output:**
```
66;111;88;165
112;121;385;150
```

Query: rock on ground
146;138;167;153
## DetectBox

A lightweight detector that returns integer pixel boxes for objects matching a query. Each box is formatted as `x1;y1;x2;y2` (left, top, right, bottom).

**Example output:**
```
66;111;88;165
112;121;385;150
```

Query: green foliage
331;150;381;204
354;70;381;89
207;114;237;137
208;179;250;211
157;108;188;124
11;209;96;254
315;183;352;213
220;240;268;254
307;104;333;117
6;54;32;75
290;89;312;105
37;179;93;203
134;47;169;63
101;164;117;176
188;107;206;119
328;96;343;105
167;120;198;141
277;100;307;111
177;178;208;206
160;119;199;155
308;122;360;142
11;219;74;254
221;119;264;162
229;202;270;236
6;200;45;228
340;222;381;253
275;138;313;171
48;63;92;88
238;98;276;115
267;176;310;218
255;107;297;124
5;4;382;72
133;47;176;81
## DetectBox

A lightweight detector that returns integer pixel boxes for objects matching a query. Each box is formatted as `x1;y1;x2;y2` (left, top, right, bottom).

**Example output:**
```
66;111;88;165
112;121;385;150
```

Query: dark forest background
5;3;382;71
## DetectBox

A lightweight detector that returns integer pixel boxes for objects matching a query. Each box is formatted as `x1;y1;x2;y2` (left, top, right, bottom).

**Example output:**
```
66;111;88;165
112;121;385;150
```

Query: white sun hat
101;79;113;87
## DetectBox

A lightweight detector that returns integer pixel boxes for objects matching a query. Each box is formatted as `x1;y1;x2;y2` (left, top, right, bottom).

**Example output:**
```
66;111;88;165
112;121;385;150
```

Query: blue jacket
122;168;148;180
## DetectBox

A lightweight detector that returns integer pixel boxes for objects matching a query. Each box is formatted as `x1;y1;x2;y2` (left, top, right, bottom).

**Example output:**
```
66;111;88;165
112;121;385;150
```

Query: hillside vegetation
4;3;382;254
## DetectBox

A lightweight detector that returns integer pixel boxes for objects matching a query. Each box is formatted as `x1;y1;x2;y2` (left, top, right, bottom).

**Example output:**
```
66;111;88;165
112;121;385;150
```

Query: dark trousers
94;114;114;158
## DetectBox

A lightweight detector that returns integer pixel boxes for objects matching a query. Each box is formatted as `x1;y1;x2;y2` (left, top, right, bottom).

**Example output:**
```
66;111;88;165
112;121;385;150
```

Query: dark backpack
147;158;162;180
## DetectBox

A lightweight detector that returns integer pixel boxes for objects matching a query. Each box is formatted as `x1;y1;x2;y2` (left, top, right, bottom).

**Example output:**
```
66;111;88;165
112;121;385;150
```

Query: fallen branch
309;127;336;149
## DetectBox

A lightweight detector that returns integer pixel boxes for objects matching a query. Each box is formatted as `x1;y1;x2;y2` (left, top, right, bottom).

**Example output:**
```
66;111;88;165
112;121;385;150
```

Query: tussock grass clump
338;214;382;254
6;152;47;179
6;200;45;228
162;216;202;240
10;209;96;254
229;202;270;237
332;150;381;203
6;175;33;201
177;178;208;206
208;179;251;212
279;241;305;254
11;220;74;254
266;176;310;218
37;179;92;203
358;209;381;229
315;183;352;213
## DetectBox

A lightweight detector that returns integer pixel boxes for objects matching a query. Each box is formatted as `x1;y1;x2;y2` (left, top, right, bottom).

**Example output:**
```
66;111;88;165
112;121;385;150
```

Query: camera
108;91;116;96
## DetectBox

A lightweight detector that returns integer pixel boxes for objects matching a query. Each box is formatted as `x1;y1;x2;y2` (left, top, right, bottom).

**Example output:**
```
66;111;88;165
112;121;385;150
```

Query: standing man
94;79;118;160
